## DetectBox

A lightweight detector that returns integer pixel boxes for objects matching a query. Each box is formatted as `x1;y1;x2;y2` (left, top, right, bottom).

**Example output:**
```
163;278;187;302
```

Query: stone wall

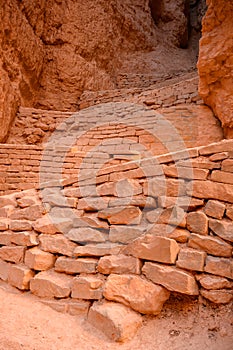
0;139;233;341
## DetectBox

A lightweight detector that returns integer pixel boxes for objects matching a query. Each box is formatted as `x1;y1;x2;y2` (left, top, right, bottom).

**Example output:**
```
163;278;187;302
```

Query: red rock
187;180;233;203
222;159;233;173
66;227;107;244
104;274;170;315
142;262;199;295
11;231;38;246
74;243;123;257
8;264;35;290
168;228;190;243
71;275;104;300
30;270;73;298
124;234;180;264
33;215;58;234
25;247;56;271
209;219;233;242
0;219;9;231
186;211;208;235
9;205;44;221
158;196;204;210
188;233;232;257
204;256;233;279
200;289;233;304
145;178;186;197
0;246;25;263
42;298;90;316
109;225;145;244
9;220;32;231
204;200;225;219
0;231;11;245
88;301;142;342
146;206;186;228
0;196;17;208
98;255;142;275
176;248;206;272
162;165;209;180
39;234;77;257
197;275;233;290
55;257;98;274
0;258;10;281
98;206;142;225
211;170;233;185
226;206;233;220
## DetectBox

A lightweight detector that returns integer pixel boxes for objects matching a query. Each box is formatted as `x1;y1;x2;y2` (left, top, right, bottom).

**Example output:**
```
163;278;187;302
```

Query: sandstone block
204;256;233;279
39;234;77;257
209;152;228;162
197;275;233;290
176;248;206;272
74;243;123;257
9;205;44;221
188;233;232;257
186;180;233;203
98;206;142;225
88;301;142;342
25;247;56;271
33;215;58;234
186;211;208;235
146;206;186;228
204;200;225;219
0;246;25;263
42;299;90;317
30;270;73;298
168;228;190;243
199;141;233;156
55;257;98;274
158;196;204;210
145;178;186;197
109;225;145;244
0;219;9;231
163;165;209;180
11;231;38;246
200;289;233;304
222;159;233;173
17;196;37;208
104;274;170;315
66;227;107;244
98;255;142;275
0;232;11;245
71;275;104;300
226;206;233;220
124;235;180;264
8;264;35;290
9;220;32;231
142;262;199;295
211;170;233;185
0;258;10;281
209;219;233;242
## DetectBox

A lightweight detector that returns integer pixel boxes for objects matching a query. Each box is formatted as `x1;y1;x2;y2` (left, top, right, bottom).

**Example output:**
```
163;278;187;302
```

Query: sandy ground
0;283;232;350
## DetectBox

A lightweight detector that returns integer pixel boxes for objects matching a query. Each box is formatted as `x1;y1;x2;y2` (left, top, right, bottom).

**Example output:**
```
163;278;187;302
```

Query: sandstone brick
209;152;228;161
222;159;233;172
0;258;10;281
200;289;233;304
0;231;11;245
0;219;9;231
146;206;186;228
211;170;233;185
145;178;186;197
0;246;25;263
186;180;233;203
178;157;220;170
98;206;142;225
71;275;104;300
39;234;77;257
42;298;90;316
204;200;225;219
158;196;204;210
188;233;232;257
197;275;233;290
104;274;170;315
168;228;190;243
11;231;38;246
9;220;32;231
30;270;73;298
204;256;233;279
142;262;199;295
226;206;233;220
77;197;108;211
114;179;142;197
109;225;145;244
33;215;58;234
163;165;209;180
8;264;35;290
25;247;56;271
17;196;37;208
176;248;206;272
74;243;123;257
124;234;180;264
186;211;208;235
0;196;17;208
9;205;44;221
199;140;233;156
88;301;143;342
66;227;107;244
55;257;98;274
98;255;142;275
109;196;156;209
209;219;233;242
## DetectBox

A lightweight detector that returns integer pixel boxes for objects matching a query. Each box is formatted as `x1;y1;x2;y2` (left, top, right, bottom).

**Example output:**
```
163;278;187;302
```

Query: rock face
198;0;233;136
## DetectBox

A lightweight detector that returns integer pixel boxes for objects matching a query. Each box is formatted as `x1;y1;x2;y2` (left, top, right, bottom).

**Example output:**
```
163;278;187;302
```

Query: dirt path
0;284;232;350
